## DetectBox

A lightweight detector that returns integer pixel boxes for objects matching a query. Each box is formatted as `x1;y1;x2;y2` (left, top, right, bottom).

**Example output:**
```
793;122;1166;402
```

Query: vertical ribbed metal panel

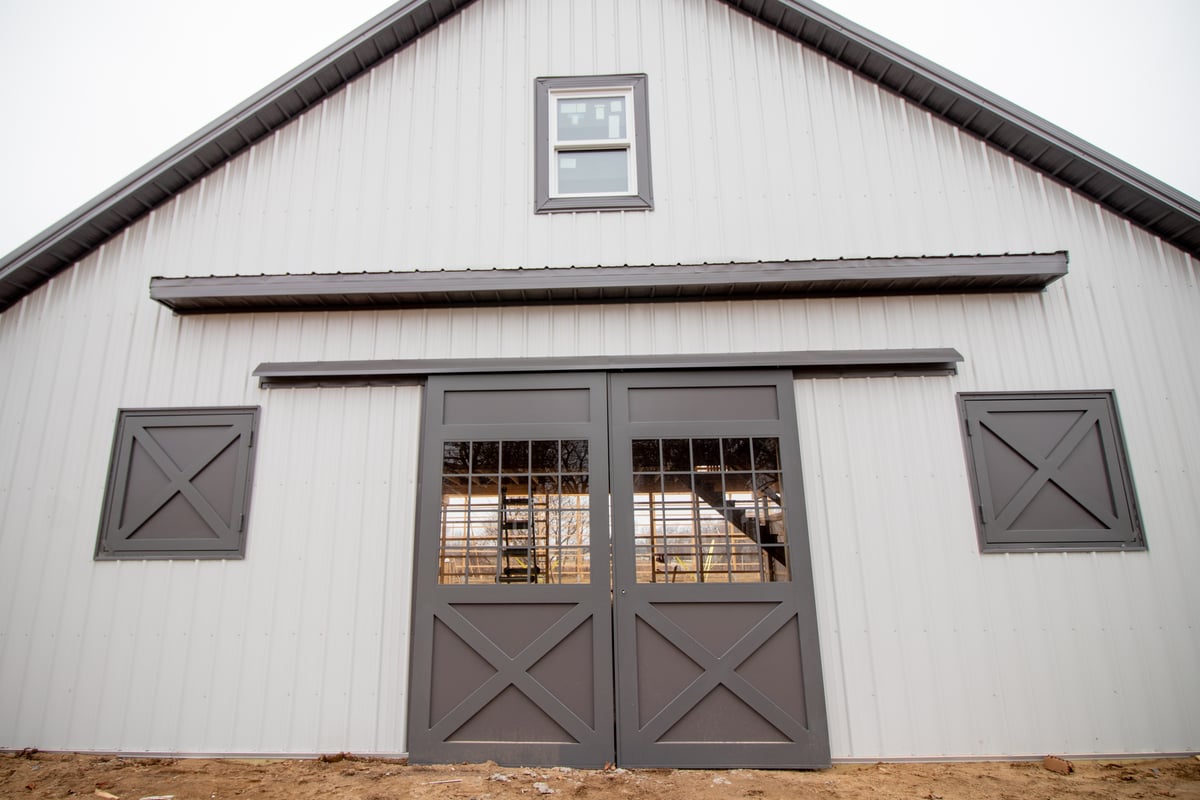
0;264;423;753
1;0;1198;759
119;0;1099;280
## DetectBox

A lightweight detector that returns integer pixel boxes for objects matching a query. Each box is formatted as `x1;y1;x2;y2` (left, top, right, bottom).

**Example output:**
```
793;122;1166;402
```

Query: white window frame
548;86;638;199
534;74;653;213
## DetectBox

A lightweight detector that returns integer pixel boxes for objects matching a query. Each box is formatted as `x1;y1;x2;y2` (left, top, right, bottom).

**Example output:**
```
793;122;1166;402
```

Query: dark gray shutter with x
960;391;1143;552
96;407;259;559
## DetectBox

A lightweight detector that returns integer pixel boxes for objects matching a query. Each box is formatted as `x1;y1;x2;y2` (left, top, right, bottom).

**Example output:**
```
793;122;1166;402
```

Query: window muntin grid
438;439;591;584
630;437;789;583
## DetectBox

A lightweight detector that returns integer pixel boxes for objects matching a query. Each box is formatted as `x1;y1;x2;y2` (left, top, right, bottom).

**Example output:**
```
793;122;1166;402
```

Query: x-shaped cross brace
979;408;1120;531
115;422;243;540
428;601;598;745
631;600;806;743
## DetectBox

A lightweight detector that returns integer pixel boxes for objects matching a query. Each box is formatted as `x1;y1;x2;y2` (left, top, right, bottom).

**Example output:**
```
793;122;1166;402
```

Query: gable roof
1;0;1197;313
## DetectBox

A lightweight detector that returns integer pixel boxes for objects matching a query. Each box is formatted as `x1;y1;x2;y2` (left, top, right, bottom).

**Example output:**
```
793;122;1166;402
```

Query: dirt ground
3;751;1199;800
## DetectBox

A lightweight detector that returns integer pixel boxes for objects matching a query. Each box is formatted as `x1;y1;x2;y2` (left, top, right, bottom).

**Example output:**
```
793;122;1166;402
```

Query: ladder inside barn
497;488;543;583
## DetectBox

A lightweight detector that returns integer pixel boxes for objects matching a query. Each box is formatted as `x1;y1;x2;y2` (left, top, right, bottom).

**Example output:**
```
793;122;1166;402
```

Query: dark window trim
149;252;1067;314
252;348;963;388
534;74;653;213
958;390;1145;553
95;406;261;560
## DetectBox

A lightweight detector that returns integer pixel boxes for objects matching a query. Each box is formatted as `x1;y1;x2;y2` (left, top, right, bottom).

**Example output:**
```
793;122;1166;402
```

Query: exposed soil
3;750;1199;800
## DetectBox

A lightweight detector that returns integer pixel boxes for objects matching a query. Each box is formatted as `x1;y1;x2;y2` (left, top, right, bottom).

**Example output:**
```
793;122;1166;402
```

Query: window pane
557;96;626;141
500;474;530;496
632;439;660;472
661;439;691;472
561;440;589;472
472;441;499;473
530;440;560;473
723;437;752;471
500;440;529;474
692;438;722;471
560;473;590;497
557;150;628;194
443;441;471;474
753;437;780;471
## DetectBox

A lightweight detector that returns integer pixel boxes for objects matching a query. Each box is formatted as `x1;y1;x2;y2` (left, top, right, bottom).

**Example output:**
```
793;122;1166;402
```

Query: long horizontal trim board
150;253;1066;313
253;348;964;387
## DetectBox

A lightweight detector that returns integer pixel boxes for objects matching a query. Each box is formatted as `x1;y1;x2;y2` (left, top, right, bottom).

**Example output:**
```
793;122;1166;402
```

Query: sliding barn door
609;371;829;768
408;369;829;769
407;373;614;767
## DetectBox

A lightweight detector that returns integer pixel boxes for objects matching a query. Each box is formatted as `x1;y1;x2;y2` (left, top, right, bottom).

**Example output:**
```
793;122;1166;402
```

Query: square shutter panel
959;392;1143;552
96;407;260;559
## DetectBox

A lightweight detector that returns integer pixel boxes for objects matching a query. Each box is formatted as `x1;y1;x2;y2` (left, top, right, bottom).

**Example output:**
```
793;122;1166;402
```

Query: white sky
0;0;1197;259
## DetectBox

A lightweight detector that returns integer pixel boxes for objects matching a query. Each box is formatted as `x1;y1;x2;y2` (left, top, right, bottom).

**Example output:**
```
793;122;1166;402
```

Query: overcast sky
1;0;1197;259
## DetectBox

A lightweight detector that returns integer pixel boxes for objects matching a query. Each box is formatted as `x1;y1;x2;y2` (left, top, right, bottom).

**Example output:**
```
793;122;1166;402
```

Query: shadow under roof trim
252;349;965;388
151;252;1066;314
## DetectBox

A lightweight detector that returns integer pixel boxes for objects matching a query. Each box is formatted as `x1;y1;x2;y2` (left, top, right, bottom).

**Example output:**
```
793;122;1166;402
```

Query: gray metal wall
1;0;1197;758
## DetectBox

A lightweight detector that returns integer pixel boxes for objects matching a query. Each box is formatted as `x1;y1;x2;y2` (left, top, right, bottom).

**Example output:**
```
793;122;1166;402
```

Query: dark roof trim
252;348;964;388
3;0;1197;313
151;252;1066;313
721;0;1200;256
0;0;479;313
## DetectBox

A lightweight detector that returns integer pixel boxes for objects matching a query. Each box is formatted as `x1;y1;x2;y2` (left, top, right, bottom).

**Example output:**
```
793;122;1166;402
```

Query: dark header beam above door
252;348;964;388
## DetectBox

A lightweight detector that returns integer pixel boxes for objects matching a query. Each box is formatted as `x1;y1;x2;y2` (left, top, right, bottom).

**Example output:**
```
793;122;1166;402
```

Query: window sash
548;87;637;198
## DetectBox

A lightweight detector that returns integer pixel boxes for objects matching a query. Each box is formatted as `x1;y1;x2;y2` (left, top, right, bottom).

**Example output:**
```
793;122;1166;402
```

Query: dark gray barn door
406;373;615;767
609;371;829;768
408;370;828;769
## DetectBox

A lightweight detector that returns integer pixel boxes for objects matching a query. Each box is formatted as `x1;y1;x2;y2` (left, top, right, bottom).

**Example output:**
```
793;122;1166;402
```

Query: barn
1;0;1198;769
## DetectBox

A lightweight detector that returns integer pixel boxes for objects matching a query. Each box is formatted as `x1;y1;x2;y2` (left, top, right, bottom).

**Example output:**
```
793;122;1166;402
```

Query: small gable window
958;391;1144;552
95;407;260;560
535;74;653;213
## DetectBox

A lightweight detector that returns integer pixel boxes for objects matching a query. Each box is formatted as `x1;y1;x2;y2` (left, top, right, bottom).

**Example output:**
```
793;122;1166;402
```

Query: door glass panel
501;439;530;473
722;437;753;471
631;437;790;583
439;440;591;585
561;440;589;473
631;440;661;472
530;440;560;472
472;440;499;472
752;437;779;470
661;439;691;472
691;438;721;470
443;441;471;474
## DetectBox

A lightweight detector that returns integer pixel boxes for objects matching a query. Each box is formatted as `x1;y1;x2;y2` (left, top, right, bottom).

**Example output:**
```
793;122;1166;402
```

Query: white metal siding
130;0;1082;279
0;285;423;754
1;0;1198;758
